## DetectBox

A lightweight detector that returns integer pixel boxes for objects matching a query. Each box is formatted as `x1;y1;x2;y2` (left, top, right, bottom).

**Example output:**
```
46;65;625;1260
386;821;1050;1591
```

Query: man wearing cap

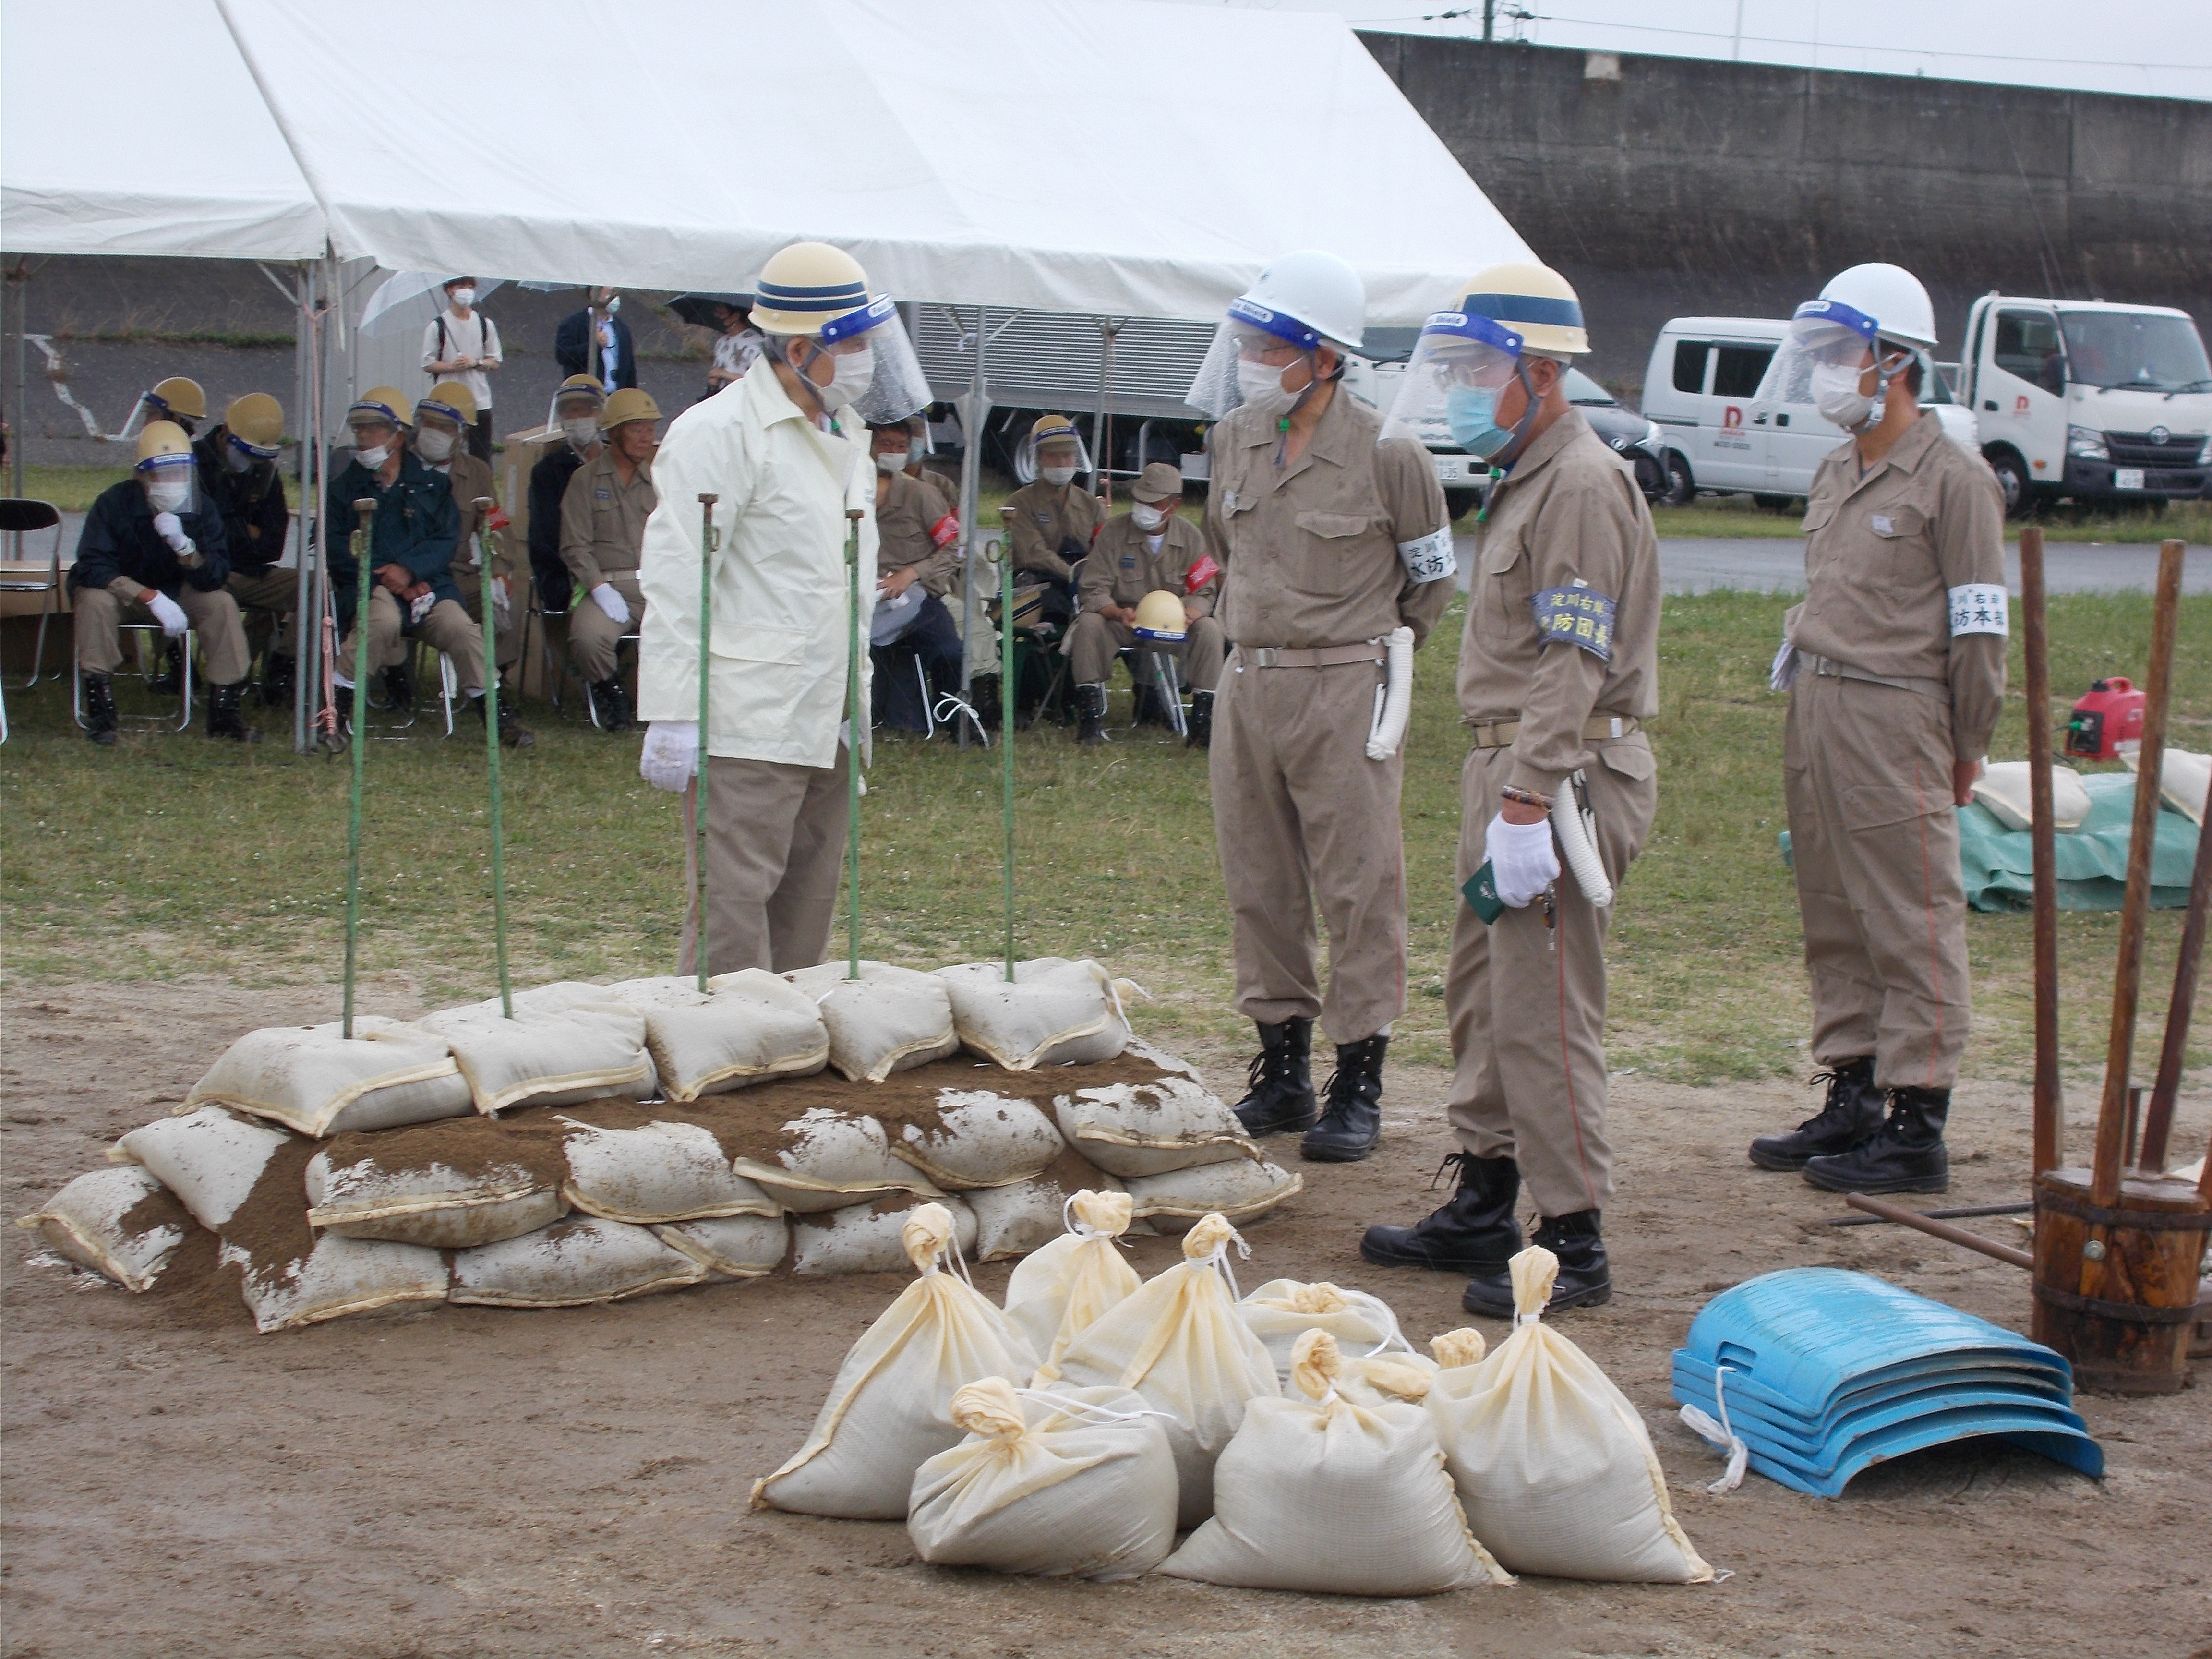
420;277;503;462
561;388;662;731
1004;414;1105;589
193;393;297;706
1193;250;1455;1166
1358;263;1659;1318
415;381;520;687
528;376;606;615
1069;462;1223;748
867;423;962;734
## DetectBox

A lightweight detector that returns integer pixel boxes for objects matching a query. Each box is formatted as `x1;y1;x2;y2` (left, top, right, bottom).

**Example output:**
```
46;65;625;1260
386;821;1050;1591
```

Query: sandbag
15;1166;191;1292
225;1232;450;1334
185;1016;472;1137
934;958;1131;1070
727;1107;942;1214
2137;746;2211;826
791;1193;978;1275
1238;1278;1416;1381
418;994;652;1114
785;961;960;1082
653;1214;788;1278
112;1106;292;1232
304;1117;569;1248
1053;1076;1255;1178
1051;1213;1282;1528
755;1203;1037;1519
1428;1248;1714;1584
1003;1188;1144;1379
1125;1157;1301;1229
605;971;830;1100
1161;1330;1508;1596
558;1116;778;1224
884;1087;1066;1191
1337;1351;1443;1408
1971;760;2092;833
907;1378;1179;1581
449;1215;709;1308
968;1148;1136;1263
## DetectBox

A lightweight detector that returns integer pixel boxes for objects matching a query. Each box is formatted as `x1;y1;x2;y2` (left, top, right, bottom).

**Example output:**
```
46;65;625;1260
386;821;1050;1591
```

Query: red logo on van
2014;395;2030;416
1722;406;1743;429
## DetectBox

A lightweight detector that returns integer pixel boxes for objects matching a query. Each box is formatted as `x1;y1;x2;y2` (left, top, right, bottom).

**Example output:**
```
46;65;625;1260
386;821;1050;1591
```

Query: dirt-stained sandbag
449;1215;709;1308
791;1193;979;1275
605;971;830;1100
419;989;652;1115
15;1166;192;1292
557;1116;779;1224
112;1106;293;1233
967;1148;1134;1263
881;1087;1066;1191
303;1114;570;1248
1125;1158;1301;1229
653;1214;788;1278
720;1106;942;1215
1053;1075;1255;1178
935;958;1134;1070
785;962;960;1083
185;1017;473;1137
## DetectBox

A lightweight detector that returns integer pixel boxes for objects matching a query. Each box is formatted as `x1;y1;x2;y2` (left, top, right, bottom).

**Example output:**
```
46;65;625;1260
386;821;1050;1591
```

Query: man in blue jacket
71;421;257;744
326;388;532;748
554;288;636;392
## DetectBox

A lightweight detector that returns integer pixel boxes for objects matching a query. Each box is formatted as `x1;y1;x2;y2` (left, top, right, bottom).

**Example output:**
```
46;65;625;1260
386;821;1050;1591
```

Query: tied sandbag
1337;1351;1443;1408
419;990;651;1115
304;1115;571;1248
755;1202;1038;1520
1238;1278;1417;1381
726;1107;944;1214
15;1166;190;1292
969;1147;1138;1263
785;961;960;1083
605;971;830;1100
112;1106;292;1232
654;1214;788;1278
1052;1212;1282;1528
1126;1157;1301;1230
557;1116;778;1224
1053;1075;1255;1178
1004;1188;1143;1380
449;1215;709;1308
1971;760;2092;833
791;1193;978;1275
1429;1248;1715;1584
883;1087;1067;1191
1161;1330;1510;1596
907;1378;1179;1581
185;1017;472;1137
934;958;1135;1070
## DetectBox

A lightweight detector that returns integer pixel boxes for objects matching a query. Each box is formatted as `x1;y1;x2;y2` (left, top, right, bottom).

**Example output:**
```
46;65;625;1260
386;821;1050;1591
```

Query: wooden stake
2137;767;2212;1171
2020;525;2064;1176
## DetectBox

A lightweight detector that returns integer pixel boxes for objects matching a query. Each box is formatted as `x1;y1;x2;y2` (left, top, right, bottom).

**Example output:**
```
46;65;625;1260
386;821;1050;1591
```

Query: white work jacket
637;363;877;767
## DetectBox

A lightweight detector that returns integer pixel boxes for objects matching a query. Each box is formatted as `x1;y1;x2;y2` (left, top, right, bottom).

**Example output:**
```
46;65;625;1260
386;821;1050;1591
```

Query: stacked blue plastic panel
1671;1268;2103;1498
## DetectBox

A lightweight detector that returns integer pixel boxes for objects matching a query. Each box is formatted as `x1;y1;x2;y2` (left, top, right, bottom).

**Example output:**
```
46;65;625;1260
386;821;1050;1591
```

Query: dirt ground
4;977;2208;1659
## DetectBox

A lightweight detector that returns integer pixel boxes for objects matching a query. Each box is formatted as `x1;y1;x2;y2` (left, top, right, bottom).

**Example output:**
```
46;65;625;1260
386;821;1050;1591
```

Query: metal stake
999;505;1018;980
341;499;375;1038
695;493;718;990
473;499;512;1018
845;507;865;979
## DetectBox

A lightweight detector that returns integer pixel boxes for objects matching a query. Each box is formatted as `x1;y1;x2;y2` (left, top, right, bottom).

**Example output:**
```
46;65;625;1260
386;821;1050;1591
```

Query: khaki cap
1132;462;1183;504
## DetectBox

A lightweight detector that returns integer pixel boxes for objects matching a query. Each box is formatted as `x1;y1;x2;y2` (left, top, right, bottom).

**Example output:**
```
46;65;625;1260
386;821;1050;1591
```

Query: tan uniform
678;748;851;976
1204;388;1452;1044
350;588;487;693
1068;513;1225;691
437;454;520;672
1004;480;1105;582
75;584;251;684
1784;413;2006;1091
874;471;957;596
560;448;657;683
1443;408;1661;1220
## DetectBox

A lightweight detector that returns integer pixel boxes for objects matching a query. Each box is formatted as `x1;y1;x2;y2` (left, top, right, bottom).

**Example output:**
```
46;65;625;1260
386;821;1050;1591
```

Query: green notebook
1461;861;1505;925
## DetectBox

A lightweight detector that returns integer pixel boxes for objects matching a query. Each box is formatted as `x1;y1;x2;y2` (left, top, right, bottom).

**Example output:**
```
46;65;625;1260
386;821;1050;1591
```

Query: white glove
591;582;632;626
407;589;436;625
489;574;511;622
639;721;699;793
144;590;190;637
1487;812;1560;910
152;511;189;551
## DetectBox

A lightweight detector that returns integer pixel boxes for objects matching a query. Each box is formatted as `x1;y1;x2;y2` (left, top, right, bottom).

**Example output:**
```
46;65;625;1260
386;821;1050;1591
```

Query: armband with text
1395;525;1456;584
1947;583;2008;637
1531;580;1616;661
929;513;960;550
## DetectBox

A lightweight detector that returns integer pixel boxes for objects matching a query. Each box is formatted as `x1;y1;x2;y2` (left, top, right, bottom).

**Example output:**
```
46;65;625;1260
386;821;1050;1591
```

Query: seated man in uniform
1002;413;1104;624
867;422;963;733
1066;462;1224;748
415;381;521;690
192;393;296;707
560;388;661;731
528;375;606;615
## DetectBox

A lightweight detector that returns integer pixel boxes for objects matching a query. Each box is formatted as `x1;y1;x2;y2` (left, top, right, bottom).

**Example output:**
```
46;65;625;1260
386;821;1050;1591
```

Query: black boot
589;677;629;732
1748;1057;1882;1170
207;681;261;743
1803;1086;1950;1194
260;653;296;709
1075;683;1108;746
1462;1209;1611;1317
1361;1151;1522;1273
149;642;185;695
470;688;537;750
1186;688;1213;750
84;673;119;746
1302;1034;1387;1163
379;662;413;712
1232;1017;1316;1135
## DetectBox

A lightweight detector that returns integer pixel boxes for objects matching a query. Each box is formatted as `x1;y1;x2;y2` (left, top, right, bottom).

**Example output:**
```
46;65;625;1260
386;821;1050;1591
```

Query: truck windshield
2056;311;2212;393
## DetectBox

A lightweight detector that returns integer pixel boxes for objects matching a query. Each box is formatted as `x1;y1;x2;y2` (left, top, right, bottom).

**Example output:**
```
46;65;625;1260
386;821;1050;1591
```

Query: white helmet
1816;262;1938;350
1234;249;1366;352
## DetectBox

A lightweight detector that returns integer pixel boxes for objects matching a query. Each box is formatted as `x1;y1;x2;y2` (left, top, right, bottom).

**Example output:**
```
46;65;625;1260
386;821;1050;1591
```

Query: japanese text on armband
1947;583;2009;638
1395;525;1456;584
1531;581;1616;661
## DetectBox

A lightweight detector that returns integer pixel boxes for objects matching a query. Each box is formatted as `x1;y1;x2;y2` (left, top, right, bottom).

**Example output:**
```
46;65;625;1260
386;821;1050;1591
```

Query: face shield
412;414;463;466
1186;295;1335;420
223;430;279;475
1753;299;1892;409
781;296;933;426
1381;312;1526;456
137;451;199;516
1013;425;1094;486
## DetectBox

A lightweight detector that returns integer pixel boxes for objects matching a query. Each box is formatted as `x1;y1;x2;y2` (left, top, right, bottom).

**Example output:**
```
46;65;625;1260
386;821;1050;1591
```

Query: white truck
1958;295;2212;515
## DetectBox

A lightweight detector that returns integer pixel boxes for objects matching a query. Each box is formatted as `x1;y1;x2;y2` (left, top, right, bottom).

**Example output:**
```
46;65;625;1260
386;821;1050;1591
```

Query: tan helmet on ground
417;379;478;428
135;420;193;469
749;241;873;337
348;386;413;430
1132;589;1188;643
600;387;661;432
224;393;284;457
1455;262;1589;357
145;376;208;422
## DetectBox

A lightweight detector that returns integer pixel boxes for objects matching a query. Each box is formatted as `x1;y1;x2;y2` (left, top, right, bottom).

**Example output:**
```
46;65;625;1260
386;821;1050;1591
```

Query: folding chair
76;625;193;732
0;498;67;687
1121;646;1188;738
583;626;642;730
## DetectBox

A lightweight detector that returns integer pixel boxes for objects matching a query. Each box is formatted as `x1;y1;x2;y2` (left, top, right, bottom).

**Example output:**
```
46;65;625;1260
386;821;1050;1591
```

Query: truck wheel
1984;447;2033;518
1661;451;1695;506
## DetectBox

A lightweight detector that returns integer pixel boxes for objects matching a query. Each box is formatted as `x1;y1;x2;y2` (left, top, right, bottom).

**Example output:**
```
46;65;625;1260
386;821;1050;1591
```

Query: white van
1643;316;1976;506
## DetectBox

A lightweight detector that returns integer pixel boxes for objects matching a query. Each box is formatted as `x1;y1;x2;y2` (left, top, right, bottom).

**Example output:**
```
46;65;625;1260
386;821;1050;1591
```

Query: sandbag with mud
1052;1075;1255;1178
605;971;829;1100
1002;1188;1142;1379
185;1016;472;1137
1126;1158;1300;1230
784;962;960;1082
791;1192;977;1275
653;1214;789;1278
303;1114;570;1248
556;1114;779;1224
419;984;652;1114
967;1148;1137;1263
722;1106;942;1215
16;1166;192;1292
934;958;1134;1070
882;1086;1066;1191
112;1106;293;1232
449;1215;709;1308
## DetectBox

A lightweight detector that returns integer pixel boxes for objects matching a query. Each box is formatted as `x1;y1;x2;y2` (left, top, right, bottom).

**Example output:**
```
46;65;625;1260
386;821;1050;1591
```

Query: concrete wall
1359;34;2212;391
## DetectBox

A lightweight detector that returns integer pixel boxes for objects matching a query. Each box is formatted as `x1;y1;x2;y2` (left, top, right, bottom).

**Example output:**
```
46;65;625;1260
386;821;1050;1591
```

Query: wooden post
2136;779;2212;1171
2020;526;2064;1176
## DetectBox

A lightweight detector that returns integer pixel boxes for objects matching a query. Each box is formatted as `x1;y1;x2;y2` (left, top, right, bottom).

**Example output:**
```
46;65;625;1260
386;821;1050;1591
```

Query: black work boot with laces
1462;1209;1611;1318
379;662;413;712
1803;1086;1950;1194
589;677;628;731
1186;689;1213;750
470;689;537;750
1075;683;1109;747
1748;1057;1882;1171
84;673;120;745
1360;1151;1522;1273
1232;1017;1316;1136
207;681;261;743
260;652;296;709
1301;1034;1388;1163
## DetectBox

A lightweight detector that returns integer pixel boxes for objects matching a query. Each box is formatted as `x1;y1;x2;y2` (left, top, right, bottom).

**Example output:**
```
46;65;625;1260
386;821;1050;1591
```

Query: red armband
1185;552;1221;595
928;512;960;550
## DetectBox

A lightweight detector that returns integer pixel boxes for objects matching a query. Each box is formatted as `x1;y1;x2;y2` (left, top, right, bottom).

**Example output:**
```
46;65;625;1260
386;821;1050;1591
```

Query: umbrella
666;291;754;330
358;272;509;338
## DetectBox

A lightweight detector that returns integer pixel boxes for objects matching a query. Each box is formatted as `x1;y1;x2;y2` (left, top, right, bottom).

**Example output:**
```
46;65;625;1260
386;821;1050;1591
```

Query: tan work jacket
1462;407;1661;799
1080;514;1218;615
874;470;956;597
437;453;510;587
1786;413;2008;763
560;448;658;589
1005;480;1106;581
1202;386;1452;650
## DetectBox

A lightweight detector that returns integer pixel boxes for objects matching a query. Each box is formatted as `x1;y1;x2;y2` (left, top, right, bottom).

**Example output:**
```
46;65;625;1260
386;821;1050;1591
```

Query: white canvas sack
729;1108;943;1214
1971;760;2092;832
449;1215;709;1307
907;1378;1179;1581
1050;1213;1281;1528
226;1232;449;1333
16;1166;189;1292
1336;1351;1443;1408
605;971;830;1099
304;1140;566;1248
1238;1278;1417;1381
755;1203;1038;1520
419;992;651;1114
1053;1076;1255;1178
967;1151;1133;1262
112;1106;292;1232
1428;1248;1715;1584
1127;1158;1301;1229
784;961;960;1082
888;1088;1066;1190
1161;1330;1509;1596
185;1016;472;1137
558;1116;778;1224
1003;1189;1144;1379
791;1193;978;1275
654;1214;788;1277
934;958;1133;1070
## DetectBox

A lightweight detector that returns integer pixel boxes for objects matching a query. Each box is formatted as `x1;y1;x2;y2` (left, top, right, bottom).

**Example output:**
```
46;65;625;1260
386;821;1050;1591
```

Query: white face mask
413;426;457;464
146;479;192;513
821;342;875;409
354;443;392;471
1130;502;1169;532
1040;465;1078;488
1811;361;1876;431
604;295;622;315
1236;355;1302;415
561;416;600;450
874;450;908;475
450;287;476;309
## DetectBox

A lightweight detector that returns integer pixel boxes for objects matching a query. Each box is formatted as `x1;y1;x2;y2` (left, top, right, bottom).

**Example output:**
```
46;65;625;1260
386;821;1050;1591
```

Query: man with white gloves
636;240;930;974
1358;264;1660;1319
561;387;661;731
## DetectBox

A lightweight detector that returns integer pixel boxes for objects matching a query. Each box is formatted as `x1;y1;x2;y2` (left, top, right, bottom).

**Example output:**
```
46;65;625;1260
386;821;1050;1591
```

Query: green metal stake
844;507;865;980
342;499;375;1039
472;500;512;1019
998;507;1018;982
695;494;718;992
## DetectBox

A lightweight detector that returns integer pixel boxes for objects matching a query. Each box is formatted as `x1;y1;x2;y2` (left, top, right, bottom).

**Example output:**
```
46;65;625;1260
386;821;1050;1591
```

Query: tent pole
291;261;313;752
956;305;988;749
1091;318;1120;509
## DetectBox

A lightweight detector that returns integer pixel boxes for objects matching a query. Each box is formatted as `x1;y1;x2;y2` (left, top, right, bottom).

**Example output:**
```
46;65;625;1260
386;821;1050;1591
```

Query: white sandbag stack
419;984;652;1114
1428;1248;1715;1584
1160;1330;1510;1596
755;1203;1037;1519
966;1150;1135;1262
225;1232;450;1333
785;962;960;1082
605;971;830;1100
305;1139;567;1248
653;1214;789;1278
185;1017;473;1136
906;1378;1179;1581
1052;1075;1254;1178
450;1215;709;1307
1238;1278;1417;1381
791;1192;978;1275
1126;1158;1301;1231
935;958;1133;1069
14;1167;189;1292
1003;1188;1143;1379
557;1117;779;1225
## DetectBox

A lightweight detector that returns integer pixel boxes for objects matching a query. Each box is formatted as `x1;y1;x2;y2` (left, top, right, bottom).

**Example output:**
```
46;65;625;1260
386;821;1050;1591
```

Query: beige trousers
340;590;485;694
447;573;523;672
1784;672;1972;1090
1068;611;1226;693
226;567;299;659
1444;739;1656;1219
678;747;851;976
570;575;644;684
74;583;251;685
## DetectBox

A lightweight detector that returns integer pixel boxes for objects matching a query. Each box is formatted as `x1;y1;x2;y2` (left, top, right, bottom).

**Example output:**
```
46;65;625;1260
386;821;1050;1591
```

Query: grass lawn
3;589;2204;1097
1650;494;2212;543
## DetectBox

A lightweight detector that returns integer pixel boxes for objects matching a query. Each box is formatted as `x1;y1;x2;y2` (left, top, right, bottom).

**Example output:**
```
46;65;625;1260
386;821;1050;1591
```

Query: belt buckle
1250;647;1279;669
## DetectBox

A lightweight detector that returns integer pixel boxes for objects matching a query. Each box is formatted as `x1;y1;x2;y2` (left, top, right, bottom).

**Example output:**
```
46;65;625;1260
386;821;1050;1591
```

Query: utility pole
1483;0;1495;42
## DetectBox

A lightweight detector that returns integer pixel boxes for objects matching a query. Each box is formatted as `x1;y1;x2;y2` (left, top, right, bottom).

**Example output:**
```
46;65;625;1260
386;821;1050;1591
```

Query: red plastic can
2066;676;2146;761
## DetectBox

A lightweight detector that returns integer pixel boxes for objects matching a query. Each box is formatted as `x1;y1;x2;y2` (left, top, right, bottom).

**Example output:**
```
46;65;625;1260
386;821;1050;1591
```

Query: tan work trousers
570;575;644;684
1444;739;1656;1220
1784;671;1971;1090
447;572;523;673
678;747;851;976
1210;651;1406;1045
74;583;251;685
226;567;299;659
1068;611;1226;693
340;590;485;694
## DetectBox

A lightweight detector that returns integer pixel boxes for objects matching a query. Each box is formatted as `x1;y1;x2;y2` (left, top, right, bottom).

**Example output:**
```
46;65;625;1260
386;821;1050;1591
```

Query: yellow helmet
145;376;208;422
224;393;284;455
601;387;661;432
1455;262;1588;357
1131;589;1188;643
135;420;193;469
749;240;873;337
417;379;478;428
348;386;413;430
553;373;605;415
